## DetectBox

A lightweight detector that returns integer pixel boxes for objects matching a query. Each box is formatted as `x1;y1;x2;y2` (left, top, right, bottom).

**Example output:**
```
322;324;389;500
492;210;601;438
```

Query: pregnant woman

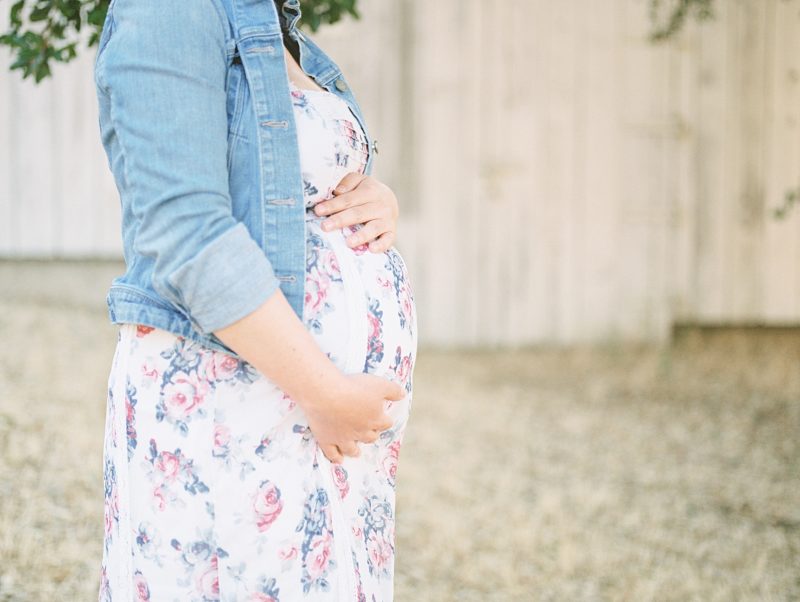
93;0;417;600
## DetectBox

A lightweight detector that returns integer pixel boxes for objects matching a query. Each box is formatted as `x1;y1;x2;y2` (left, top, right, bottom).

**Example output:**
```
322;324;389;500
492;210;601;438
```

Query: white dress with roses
98;80;418;602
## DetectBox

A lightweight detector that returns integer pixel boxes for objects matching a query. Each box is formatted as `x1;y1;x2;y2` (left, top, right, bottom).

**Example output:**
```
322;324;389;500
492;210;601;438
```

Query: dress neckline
288;79;334;96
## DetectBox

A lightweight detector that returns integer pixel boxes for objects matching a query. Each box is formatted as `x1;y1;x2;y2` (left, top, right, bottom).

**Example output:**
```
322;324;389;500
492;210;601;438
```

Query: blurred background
1;0;799;600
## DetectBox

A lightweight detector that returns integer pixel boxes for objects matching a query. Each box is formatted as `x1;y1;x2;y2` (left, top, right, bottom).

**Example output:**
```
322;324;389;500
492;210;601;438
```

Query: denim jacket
93;0;375;357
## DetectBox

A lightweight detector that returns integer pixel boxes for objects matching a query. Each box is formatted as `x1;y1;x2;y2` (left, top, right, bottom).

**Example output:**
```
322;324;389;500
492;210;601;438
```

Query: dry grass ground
1;260;798;601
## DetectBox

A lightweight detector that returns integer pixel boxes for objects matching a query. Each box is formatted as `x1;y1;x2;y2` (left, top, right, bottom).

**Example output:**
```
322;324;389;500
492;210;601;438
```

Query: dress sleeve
96;0;281;334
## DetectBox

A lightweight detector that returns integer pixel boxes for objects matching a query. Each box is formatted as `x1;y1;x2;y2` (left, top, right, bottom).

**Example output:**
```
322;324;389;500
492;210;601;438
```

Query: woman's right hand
303;373;404;464
213;289;403;465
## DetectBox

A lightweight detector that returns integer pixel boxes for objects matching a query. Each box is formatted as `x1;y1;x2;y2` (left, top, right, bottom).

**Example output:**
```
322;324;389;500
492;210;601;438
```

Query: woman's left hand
313;172;399;253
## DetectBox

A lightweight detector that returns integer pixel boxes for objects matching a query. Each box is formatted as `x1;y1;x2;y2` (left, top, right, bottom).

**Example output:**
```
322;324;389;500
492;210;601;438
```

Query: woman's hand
303;372;405;464
313;172;399;253
213;286;402;466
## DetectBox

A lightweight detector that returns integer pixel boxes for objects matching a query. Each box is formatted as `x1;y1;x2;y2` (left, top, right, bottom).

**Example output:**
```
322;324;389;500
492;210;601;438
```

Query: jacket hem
106;284;243;359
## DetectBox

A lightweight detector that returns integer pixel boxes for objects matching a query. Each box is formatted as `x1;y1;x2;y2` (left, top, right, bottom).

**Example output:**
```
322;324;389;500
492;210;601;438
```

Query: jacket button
334;78;348;92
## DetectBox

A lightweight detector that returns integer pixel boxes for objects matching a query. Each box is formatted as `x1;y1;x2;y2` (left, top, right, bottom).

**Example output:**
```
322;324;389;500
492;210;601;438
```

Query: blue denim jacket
93;0;375;357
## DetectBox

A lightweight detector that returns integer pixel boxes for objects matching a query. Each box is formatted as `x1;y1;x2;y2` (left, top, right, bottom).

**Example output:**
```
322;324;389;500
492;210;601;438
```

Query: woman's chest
222;63;370;221
288;83;370;207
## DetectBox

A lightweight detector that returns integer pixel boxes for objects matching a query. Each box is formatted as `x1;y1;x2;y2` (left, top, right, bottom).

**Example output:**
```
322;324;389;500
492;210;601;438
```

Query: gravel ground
0;260;798;601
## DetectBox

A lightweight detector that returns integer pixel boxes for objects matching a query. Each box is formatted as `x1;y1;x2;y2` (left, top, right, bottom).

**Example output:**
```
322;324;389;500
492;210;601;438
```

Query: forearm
212;288;343;410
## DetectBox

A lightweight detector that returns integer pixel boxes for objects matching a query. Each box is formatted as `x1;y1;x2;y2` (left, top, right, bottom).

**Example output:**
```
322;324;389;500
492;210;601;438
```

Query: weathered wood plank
0;0;798;343
762;0;800;320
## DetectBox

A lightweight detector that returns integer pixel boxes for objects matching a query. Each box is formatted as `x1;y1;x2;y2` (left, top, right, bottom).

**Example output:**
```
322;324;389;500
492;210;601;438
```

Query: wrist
291;360;348;414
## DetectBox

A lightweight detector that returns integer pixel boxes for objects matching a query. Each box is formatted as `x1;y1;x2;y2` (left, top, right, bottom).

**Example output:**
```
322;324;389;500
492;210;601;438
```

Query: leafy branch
0;0;108;82
0;0;359;83
647;0;799;220
647;0;715;42
3;0;797;220
773;188;800;220
298;0;358;33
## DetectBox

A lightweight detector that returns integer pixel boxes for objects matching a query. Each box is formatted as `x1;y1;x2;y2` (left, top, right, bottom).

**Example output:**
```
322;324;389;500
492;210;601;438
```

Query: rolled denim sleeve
97;0;281;334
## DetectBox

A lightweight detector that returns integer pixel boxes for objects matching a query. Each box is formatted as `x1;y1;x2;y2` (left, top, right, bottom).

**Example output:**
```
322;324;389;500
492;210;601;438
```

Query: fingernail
315;204;325;215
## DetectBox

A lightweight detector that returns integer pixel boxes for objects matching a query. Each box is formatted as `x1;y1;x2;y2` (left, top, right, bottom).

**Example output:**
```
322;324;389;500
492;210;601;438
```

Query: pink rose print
214;424;231;451
104;485;118;537
141;360;159;383
281;390;296;412
145;438;208;511
381;440;401;487
279;545;298;561
322;248;341;277
377;275;392;291
133;570;150;601
152;486;166;512
136;325;155;338
154;451;181;482
367;531;393;574
207;352;239;382
253;480;283;532
305;274;329;314
397;355;412;389
162;371;208;420
195;555;220;600
387;520;396;546
402;295;414;325
306;532;333;580
368;312;381;342
332;464;349;499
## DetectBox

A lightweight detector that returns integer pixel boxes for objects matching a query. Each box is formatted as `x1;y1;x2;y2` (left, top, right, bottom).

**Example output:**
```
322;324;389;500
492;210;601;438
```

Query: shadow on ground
1;260;798;601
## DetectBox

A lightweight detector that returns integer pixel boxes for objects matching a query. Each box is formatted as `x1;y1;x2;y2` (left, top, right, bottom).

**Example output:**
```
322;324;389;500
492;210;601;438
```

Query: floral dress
99;80;418;602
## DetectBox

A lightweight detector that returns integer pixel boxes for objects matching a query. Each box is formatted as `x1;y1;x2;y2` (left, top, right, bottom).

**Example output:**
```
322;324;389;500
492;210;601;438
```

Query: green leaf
3;0;362;82
29;5;51;22
10;0;25;26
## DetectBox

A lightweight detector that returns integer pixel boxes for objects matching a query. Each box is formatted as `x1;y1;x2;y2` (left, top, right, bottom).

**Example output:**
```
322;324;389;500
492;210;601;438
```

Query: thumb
334;172;366;195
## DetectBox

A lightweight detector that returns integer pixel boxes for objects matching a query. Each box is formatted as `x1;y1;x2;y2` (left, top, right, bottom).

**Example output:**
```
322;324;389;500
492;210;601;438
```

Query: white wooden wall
0;20;121;256
1;0;798;345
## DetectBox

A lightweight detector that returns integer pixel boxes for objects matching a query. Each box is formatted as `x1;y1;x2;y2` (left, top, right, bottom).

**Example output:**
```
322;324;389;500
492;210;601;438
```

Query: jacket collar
274;0;301;33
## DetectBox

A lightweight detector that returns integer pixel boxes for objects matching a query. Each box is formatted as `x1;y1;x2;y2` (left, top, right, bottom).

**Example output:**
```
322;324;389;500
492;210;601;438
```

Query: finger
346;221;387;248
322;444;344;464
384;380;405;401
334;171;368;195
321;195;392;229
376;416;394;432
340;440;361;458
360;430;380;444
368;231;395;254
320;203;372;230
314;187;376;215
321;205;368;231
324;210;389;237
315;189;367;216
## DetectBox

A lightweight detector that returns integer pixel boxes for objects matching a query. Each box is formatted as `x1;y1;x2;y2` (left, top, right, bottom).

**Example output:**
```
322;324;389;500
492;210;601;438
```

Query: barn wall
1;0;798;345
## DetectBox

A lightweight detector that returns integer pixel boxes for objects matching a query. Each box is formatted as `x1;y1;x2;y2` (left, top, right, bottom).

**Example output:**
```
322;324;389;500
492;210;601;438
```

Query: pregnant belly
303;212;418;402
